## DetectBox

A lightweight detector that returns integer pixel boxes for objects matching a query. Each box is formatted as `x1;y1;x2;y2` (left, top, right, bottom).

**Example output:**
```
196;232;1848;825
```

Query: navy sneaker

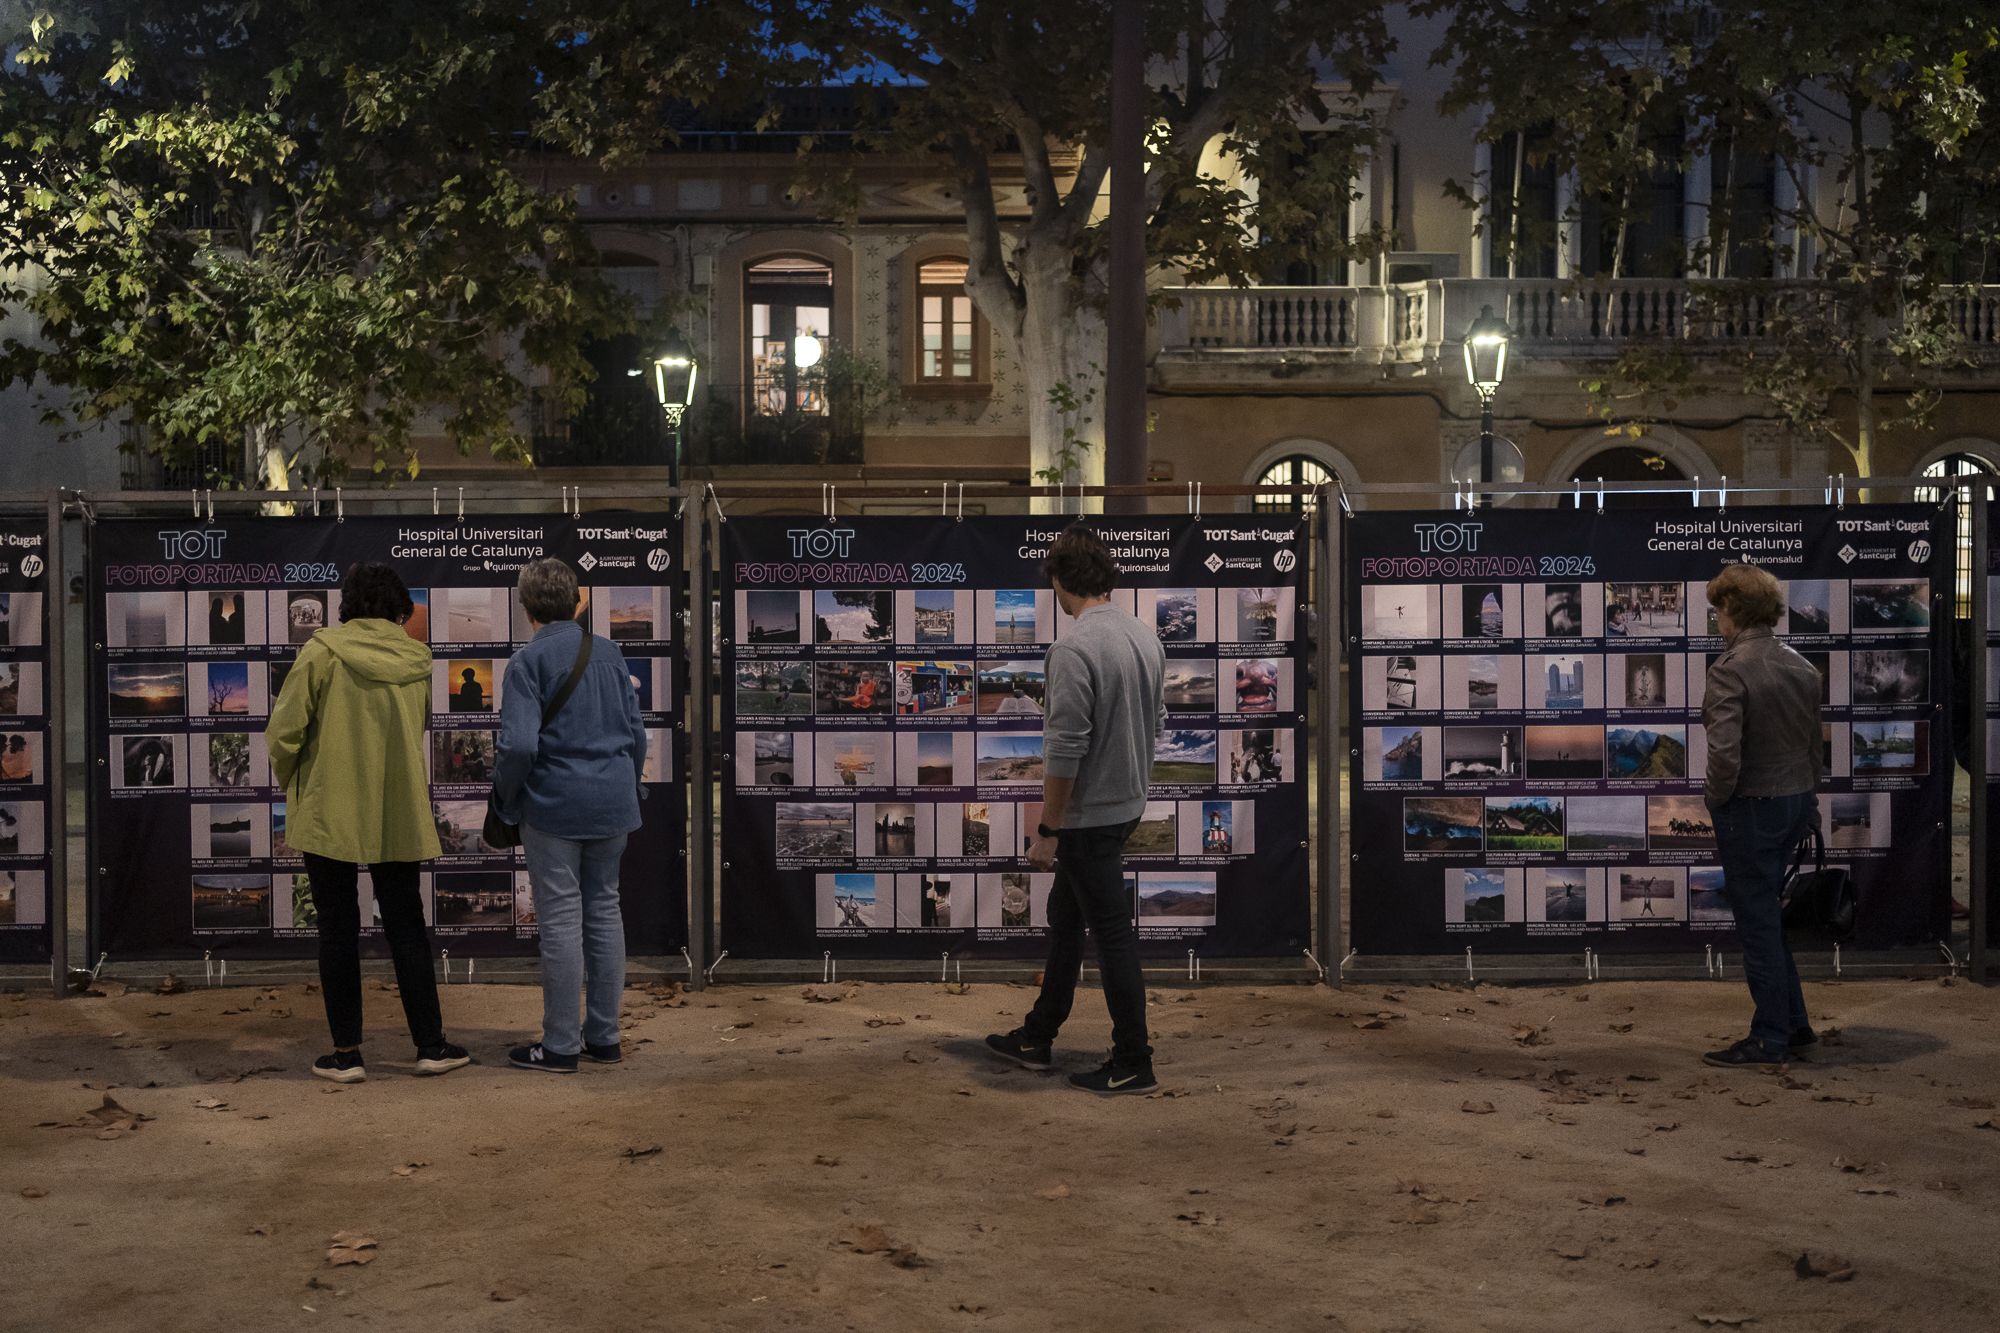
1702;1038;1789;1070
985;1028;1053;1071
1067;1059;1157;1095
312;1050;366;1084
583;1041;623;1065
415;1041;472;1075
509;1043;578;1074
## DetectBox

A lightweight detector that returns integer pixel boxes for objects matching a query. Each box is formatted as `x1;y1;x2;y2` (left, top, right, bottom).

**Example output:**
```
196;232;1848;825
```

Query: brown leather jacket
1702;625;1824;807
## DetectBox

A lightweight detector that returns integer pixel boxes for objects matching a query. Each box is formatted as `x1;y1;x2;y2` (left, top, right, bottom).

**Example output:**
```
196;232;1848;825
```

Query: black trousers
1022;820;1152;1067
302;854;444;1050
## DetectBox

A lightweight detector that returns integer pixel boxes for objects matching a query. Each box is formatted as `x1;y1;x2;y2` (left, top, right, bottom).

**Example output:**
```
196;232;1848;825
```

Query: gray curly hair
517;557;580;625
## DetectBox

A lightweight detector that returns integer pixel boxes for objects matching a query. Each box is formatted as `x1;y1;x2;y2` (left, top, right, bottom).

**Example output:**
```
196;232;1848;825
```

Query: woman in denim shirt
494;558;649;1073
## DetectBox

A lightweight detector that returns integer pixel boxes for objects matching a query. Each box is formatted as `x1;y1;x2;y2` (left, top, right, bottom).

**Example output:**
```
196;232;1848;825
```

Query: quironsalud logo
646;548;672;573
1272;549;1298;574
577;552;599;571
19;554;44;578
1203;553;1225;574
1908;539;1932;564
1838;544;1858;564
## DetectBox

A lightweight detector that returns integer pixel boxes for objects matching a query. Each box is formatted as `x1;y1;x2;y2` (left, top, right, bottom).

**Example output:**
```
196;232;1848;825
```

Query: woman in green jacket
266;563;471;1082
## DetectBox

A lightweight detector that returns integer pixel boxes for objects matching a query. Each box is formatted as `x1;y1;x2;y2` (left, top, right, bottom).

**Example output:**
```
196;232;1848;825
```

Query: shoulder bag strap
539;628;594;729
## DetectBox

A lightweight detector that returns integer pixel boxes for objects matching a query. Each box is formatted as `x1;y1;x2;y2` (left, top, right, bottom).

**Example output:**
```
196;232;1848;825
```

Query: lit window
747;257;834;417
1255;455;1333;513
917;259;975;381
1917;453;1998;617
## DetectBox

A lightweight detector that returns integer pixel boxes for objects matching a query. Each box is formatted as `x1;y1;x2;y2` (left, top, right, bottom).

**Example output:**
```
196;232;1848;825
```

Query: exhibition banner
0;518;53;963
719;516;1310;959
1348;505;1952;954
1987;505;2000;949
88;513;685;959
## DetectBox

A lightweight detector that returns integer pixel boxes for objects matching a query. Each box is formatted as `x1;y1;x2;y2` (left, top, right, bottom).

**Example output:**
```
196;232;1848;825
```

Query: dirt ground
2;973;1996;1333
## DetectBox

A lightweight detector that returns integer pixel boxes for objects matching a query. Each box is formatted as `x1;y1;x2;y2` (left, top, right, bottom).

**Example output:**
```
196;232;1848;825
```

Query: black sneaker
582;1041;623;1064
509;1043;578;1074
1789;1027;1819;1053
985;1029;1053;1071
312;1051;366;1084
1702;1038;1789;1070
1067;1060;1158;1095
414;1041;472;1075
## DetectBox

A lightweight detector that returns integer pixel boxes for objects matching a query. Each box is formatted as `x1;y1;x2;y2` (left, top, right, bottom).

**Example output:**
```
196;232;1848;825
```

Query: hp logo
1907;540;1932;564
20;554;44;578
646;548;672;572
1273;549;1298;573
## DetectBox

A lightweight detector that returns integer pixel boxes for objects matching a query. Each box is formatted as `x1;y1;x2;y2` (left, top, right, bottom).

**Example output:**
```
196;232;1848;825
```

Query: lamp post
652;339;698;490
1462;304;1511;507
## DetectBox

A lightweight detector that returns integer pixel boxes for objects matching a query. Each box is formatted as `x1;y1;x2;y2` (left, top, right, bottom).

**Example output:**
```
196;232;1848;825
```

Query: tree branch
950;132;1026;342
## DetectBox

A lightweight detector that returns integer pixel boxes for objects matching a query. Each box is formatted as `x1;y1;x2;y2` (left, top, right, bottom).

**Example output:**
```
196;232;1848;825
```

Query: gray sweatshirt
1042;602;1167;828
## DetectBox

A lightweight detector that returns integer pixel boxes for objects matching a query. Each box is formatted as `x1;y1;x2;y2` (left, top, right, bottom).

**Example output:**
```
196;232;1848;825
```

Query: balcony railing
530;384;865;470
1159;278;2000;364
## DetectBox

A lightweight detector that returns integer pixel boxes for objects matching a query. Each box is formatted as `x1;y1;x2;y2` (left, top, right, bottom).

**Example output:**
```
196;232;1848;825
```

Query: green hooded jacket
266;618;443;864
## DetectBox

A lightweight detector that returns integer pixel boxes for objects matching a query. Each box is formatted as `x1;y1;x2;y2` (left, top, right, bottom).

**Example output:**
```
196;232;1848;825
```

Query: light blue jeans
522;825;629;1055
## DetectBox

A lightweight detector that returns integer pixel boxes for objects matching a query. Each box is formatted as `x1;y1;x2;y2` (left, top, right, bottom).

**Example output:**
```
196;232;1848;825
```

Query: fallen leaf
325;1232;378;1267
952;1087;976;1097
468;1144;505;1156
155;974;185;995
490;1281;527;1302
1695;1314;1756;1327
1372;1108;1396;1119
1794;1250;1855;1282
839;1224;926;1267
1510;1024;1551;1047
1460;1100;1496;1115
1946;1095;1995;1110
1352;1018;1385;1030
193;1097;229;1112
1175;1211;1220;1226
620;1145;663;1161
20;1186;48;1199
1734;1092;1771;1107
1855;1186;1898;1196
1036;1183;1071;1201
1608;1023;1633;1034
1975;1117;1999;1132
1552;1243;1588;1260
942;982;971;995
863;1016;906;1028
813;1154;841;1167
1831;1155;1871;1173
390;1161;428;1178
247;1223;272;1236
1577;1194;1627;1208
1722;1152;1761;1164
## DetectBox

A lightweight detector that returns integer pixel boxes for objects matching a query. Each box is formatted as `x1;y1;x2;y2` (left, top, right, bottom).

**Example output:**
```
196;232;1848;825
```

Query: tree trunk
252;422;297;516
1013;250;1107;514
1507;132;1526;280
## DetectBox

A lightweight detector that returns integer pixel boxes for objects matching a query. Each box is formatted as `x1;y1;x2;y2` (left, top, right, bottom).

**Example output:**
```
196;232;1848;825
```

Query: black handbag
483;629;593;849
1780;823;1857;943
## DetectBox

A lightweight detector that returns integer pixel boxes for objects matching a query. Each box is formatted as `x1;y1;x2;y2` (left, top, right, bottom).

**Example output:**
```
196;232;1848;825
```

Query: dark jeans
302;854;445;1051
1022;820;1151;1067
1713;793;1815;1050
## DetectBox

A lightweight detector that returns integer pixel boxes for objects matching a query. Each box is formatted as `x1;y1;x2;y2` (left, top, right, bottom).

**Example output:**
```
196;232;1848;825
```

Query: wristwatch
1037;823;1061;839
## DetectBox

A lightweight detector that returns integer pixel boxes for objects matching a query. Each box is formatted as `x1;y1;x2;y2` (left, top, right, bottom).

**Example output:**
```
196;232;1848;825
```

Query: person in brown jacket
1701;563;1825;1069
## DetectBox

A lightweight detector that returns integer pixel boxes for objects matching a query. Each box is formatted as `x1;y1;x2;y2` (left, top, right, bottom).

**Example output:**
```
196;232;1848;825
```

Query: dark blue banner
0;517;53;963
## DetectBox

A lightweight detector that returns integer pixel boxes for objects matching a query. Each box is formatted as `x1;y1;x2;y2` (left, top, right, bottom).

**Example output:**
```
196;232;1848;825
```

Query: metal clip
1833;941;1841;978
1193;481;1202;519
311;486;321;517
1938;940;1960;977
466;958;475;981
1825;474;1834;506
821;950;835;984
1573;478;1582;509
203;950;214;986
956;481;965;521
1335;478;1353;516
335;488;344;522
1691;475;1702;507
440;948;450;984
1836;474;1846;508
1186;948;1200;981
1339;949;1356;983
706;482;725;525
941;952;952;982
191;488;200;518
1465;945;1475;983
457;487;465;521
432;486;440;516
1302;948;1327;982
705;949;730;982
1596;476;1605;513
1719;475;1728;512
204;490;215;523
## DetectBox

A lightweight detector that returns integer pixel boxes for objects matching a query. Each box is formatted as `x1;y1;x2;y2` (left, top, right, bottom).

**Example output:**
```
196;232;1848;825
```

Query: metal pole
1315;494;1344;982
1102;0;1148;514
1478;392;1495;510
1970;482;1990;984
682;498;712;989
669;421;682;493
44;491;69;997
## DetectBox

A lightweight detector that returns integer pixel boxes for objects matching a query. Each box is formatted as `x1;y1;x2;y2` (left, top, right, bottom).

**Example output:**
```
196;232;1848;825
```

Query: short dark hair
1707;563;1783;630
338;562;414;624
1044;522;1117;598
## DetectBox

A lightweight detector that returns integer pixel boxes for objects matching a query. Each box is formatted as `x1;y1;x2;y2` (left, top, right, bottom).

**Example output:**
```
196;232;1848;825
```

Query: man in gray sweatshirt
987;523;1166;1093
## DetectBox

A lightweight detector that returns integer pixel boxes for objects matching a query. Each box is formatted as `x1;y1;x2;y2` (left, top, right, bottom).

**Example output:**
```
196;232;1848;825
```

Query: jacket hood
317;618;433;684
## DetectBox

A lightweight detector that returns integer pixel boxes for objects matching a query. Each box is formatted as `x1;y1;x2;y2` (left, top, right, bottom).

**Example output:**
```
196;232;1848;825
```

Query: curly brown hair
1706;562;1783;630
1043;522;1118;597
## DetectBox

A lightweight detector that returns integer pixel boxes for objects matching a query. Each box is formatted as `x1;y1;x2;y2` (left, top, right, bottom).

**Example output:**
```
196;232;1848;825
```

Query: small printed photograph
188;591;263;648
1825;792;1892;849
814;589;894;644
743;590;804;645
433;799;500;856
815;732;894;788
1687;866;1732;922
1525;653;1595;710
104;591;186;648
1484;795;1564;851
1441;725;1522;779
985;589;1048;646
1442;652;1520;711
621;657;671;713
1610;652;1683;709
1192;800;1238;855
1220;728;1290;784
775;802;854;860
1364;725;1431;783
605;586;662;642
735;660;812;716
1604;582;1684;637
1849;579;1929;632
1524;724;1604;780
1228;657;1286;714
1136;872;1217;928
440;659;499;714
640;728;670;784
283;873;318;931
896;660;974;716
911;588;963;645
1646;794;1716;849
1361;653;1438;713
861;802;925;858
1129;801;1178;855
404;589;431;643
1605;725;1688;780
977;871;1040;928
111;733;178;789
189;802;268;859
190;661;267;718
432;872;516;928
1230;586;1294;644
434;587;507;644
1823;721;1851;779
1532;867;1597;924
1361;584;1439;641
1790;650;1845;707
1152;729;1218;785
1543;583;1585;638
271;801;296;860
196;731;267;789
1566;795;1648;851
818;872;887;929
975;732;1046;785
744;731;806;787
977;661;1048;716
1150;588;1204;643
0;592;44;647
0;869;44;926
1785;579;1839;635
914;873;958;928
0;731;39;784
511;587;591;642
269;661;293;704
1850;649;1928;706
106;662;187;719
1617;868;1686;921
815;660;893;717
1161;659;1219;713
513;872;538;930
191;873;271;930
0;661;36;716
1852;720;1927;774
282;589;331;645
1403;796;1484;853
908;731;957;787
1455;583;1513;639
1456;867;1513;923
952;801;1002;858
433;730;499;785
0;799;45;856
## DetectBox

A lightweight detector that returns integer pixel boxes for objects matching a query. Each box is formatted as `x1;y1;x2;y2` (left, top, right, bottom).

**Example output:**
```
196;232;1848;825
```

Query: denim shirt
493;620;649;840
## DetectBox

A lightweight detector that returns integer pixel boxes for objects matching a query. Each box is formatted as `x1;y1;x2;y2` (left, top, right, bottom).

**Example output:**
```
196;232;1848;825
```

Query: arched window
1255;454;1333;514
1917;452;1999;617
746;257;834;418
1566;446;1689;509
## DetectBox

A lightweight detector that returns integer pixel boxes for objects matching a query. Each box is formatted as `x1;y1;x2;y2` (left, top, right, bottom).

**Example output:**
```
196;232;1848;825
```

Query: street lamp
1462;304;1511;507
652;339;699;489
